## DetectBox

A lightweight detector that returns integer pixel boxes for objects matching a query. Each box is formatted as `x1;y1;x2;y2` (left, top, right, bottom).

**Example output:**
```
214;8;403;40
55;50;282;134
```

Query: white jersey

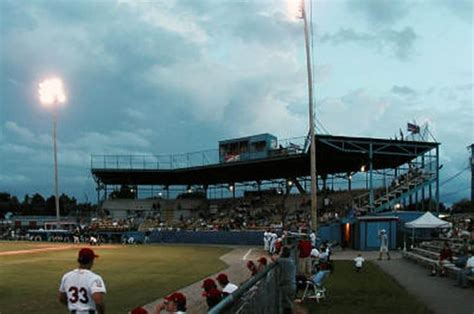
223;282;238;294
59;269;106;312
263;232;270;251
354;256;365;268
309;232;316;247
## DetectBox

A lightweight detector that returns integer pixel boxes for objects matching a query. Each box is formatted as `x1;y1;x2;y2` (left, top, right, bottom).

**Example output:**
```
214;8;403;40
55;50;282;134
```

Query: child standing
354;253;365;272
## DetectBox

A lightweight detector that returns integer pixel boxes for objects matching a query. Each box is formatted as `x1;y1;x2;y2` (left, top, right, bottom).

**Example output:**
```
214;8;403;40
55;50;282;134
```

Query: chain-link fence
209;240;299;314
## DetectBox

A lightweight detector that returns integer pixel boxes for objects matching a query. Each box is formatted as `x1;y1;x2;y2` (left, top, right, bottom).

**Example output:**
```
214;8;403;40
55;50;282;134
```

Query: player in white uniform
269;232;277;255
263;231;270;252
58;248;106;314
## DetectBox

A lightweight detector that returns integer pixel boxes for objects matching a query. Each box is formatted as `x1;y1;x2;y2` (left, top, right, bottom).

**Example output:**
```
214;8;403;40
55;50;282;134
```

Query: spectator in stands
309;230;317;248
257;257;268;272
153;292;187;314
311;252;331;286
353;254;365;272
216;273;238;296
455;249;468;268
432;242;453;276
274;237;283;255
455;250;474;288
201;278;223;310
297;236;312;276
271;247;296;314
378;229;391;261
246;260;258;277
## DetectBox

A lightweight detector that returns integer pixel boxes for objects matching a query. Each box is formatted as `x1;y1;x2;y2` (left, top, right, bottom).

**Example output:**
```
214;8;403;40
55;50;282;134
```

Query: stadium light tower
301;0;318;233
39;77;66;227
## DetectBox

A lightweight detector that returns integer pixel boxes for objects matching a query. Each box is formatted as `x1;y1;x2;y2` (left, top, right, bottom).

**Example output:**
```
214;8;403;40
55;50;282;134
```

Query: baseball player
153;292;187;314
58;248;106;314
378;229;391;260
216;273;238;296
263;230;270;252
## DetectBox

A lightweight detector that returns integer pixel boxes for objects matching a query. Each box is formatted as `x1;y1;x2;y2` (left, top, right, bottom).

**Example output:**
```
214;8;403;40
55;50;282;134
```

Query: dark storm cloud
391;85;417;96
436;0;473;23
320;27;417;61
347;0;410;26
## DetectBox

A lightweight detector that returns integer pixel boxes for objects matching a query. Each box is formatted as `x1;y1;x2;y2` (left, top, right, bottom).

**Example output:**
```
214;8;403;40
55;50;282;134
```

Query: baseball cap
202;278;217;289
78;248;99;263
216;273;228;283
165;292;186;306
205;287;222;299
258;257;267;265
130;307;148;314
246;260;255;268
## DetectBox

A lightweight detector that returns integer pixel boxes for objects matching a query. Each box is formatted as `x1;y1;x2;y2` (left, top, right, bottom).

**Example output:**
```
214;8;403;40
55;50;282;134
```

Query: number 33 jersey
59;269;107;311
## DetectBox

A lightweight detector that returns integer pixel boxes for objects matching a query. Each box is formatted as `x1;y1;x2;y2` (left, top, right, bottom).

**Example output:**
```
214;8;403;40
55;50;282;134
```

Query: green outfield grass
0;242;230;314
303;261;433;314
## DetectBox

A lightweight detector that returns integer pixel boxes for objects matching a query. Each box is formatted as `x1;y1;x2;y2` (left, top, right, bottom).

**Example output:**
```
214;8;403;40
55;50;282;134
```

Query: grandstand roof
91;134;438;186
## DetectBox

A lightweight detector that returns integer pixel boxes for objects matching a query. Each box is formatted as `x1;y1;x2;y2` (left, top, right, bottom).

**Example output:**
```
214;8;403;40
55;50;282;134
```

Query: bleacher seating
403;239;473;284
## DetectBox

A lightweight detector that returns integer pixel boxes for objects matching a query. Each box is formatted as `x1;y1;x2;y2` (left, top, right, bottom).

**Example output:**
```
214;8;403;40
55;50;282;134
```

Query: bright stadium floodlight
39;77;67;227
39;78;66;106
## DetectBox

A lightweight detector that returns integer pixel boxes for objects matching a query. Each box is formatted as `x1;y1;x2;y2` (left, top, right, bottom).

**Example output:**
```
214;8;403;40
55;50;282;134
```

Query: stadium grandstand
90;133;440;247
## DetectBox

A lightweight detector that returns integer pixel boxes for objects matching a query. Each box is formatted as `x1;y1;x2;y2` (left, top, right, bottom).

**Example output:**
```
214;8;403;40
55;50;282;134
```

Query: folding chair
301;270;329;303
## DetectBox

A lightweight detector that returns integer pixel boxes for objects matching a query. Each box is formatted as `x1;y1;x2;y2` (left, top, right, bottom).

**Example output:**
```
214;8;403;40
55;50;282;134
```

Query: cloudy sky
0;0;472;205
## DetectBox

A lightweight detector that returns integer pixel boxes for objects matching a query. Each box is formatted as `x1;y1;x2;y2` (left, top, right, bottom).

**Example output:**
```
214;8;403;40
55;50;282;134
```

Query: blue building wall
357;219;397;251
318;223;341;244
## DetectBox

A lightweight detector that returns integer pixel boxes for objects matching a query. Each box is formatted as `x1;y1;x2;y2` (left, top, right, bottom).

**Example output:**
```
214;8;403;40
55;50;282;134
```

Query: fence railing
90;137;306;171
209;238;299;314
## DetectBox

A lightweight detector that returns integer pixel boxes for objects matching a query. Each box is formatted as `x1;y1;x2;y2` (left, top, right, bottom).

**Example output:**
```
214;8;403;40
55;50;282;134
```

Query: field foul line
243;249;252;260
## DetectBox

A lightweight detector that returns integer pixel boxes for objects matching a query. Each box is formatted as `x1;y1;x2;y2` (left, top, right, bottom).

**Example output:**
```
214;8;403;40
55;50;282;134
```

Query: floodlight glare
39;78;66;106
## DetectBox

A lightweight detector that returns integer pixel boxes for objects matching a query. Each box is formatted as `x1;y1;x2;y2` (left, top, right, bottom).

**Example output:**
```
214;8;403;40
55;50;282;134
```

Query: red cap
131;307;148;314
216;273;228;283
258;257;267;265
202;278;217;289
246;260;255;268
78;248;98;263
206;288;222;299
165;292;186;306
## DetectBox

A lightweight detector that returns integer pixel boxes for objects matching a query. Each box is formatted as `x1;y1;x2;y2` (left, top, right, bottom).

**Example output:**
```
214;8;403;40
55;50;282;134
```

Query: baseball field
0;241;230;314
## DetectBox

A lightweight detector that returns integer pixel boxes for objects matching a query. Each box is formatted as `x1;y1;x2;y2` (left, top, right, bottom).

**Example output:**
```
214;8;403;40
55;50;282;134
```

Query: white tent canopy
404;211;452;229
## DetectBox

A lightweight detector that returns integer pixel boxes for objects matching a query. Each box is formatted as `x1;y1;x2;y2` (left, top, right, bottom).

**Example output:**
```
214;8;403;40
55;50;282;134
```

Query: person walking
58;248;106;314
378;229;391;260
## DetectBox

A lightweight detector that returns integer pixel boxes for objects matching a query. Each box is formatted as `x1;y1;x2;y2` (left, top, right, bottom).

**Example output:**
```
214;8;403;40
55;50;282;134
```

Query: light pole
301;1;318;234
39;78;66;227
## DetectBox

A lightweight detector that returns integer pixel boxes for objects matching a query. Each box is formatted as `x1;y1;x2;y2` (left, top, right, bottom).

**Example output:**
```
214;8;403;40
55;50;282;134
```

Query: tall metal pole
470;144;474;202
302;1;317;233
52;105;61;226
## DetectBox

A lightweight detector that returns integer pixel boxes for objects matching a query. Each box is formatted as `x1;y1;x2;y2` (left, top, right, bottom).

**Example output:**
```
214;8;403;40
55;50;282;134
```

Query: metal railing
90;137;306;170
209;239;299;314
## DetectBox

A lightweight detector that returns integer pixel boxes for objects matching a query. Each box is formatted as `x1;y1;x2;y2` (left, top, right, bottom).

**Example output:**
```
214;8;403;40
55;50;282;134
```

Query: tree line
0;192;97;217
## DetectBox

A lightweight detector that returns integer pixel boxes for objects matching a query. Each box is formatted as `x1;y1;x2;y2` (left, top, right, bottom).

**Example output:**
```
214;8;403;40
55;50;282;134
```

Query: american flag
407;122;420;134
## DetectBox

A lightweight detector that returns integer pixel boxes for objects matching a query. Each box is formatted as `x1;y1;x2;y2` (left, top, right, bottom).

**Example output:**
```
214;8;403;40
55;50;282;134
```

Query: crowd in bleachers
403;213;474;288
89;217;135;232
